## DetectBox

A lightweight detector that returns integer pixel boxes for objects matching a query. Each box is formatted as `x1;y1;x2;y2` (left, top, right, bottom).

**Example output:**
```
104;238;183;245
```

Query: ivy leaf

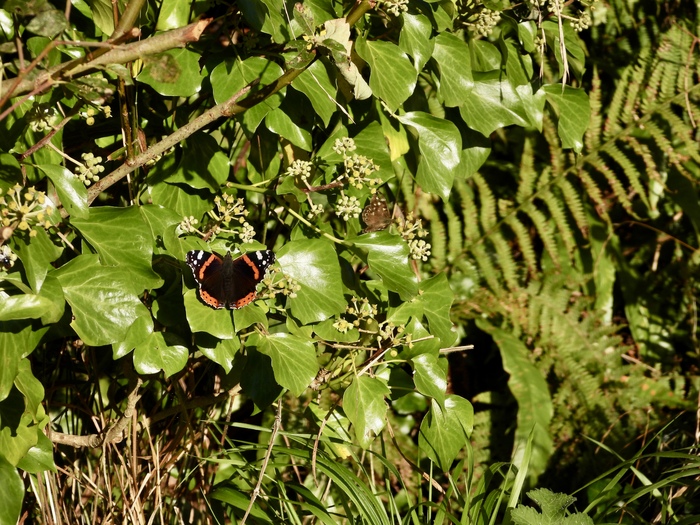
460;72;543;136
0;456;23;524
0;322;47;402
278;239;346;324
354;37;417;112
183;289;237;339
38;164;88;219
353;231;418;300
168;134;230;192
137;48;206;97
54;255;152;346
399;13;434;71
13;227;62;292
255;333;319;396
418;395;474;472
291;60;338;127
210;57;285;133
343;376;390;448
543;85;590;152
196;335;240;374
265;107;313;151
71;207;163;293
0;293;56;321
133;332;189;377
412;353;447;405
420;273;458;346
433;32;473;107
395;112;462;200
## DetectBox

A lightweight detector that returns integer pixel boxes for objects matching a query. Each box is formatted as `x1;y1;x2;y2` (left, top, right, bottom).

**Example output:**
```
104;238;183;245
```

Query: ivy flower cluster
474;8;501;37
80;105;112;126
334;192;361;221
398;212;432;261
27;103;59;133
345;154;381;190
333;297;378;333
285;159;313;181
0;184;53;238
260;268;301;301
208;195;256;243
75;153;105;186
377;0;408;17
332;137;357;156
377;321;412;348
177;215;200;235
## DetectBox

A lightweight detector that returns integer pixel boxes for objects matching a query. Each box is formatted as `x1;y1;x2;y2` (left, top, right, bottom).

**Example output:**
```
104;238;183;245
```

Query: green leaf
354;37;417;112
54;255;152;346
170;134;230;192
183;288;237;339
255;332;319;396
133;332;189;377
17;432;55;473
277;239;346;324
460;72;544;136
399;13;434;71
71;207;163;292
433;32;473;107
478;322;553;480
543;21;586;82
418;395;474;472
156;0;190;30
210;57;285;134
13;227;62;292
0;292;55;321
241;350;284;410
265;107;313;150
0;456;23;525
395;112;462;200
112;306;153;359
343;375;390;448
420;273;457;346
0;322;46;402
25;9;68;37
412;353;447;405
83;0;114;34
291;60;338;127
196;335;240;373
0;385;40;465
136;48;206;97
543;85;590;152
353;231;418;299
38;164;89;219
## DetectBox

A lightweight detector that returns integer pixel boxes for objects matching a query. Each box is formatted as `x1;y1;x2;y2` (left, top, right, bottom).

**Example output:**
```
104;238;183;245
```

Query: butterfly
185;250;275;309
362;193;392;233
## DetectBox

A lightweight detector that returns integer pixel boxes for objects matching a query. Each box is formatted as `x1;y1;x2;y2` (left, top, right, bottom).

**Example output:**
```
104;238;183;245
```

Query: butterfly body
186;250;275;309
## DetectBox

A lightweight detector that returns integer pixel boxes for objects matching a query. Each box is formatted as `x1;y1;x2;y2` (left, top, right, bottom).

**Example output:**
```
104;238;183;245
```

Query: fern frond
444;199;464;262
522;202;561;266
556;177;588;234
430;208;447;271
505;213;538;277
472;173;498;230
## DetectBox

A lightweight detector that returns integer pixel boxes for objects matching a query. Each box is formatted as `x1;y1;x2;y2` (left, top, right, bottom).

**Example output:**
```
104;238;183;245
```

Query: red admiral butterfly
186;250;275;309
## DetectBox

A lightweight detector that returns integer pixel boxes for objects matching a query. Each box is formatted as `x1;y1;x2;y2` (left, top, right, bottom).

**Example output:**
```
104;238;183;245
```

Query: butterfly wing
186;251;228;309
362;193;392;232
227;250;276;309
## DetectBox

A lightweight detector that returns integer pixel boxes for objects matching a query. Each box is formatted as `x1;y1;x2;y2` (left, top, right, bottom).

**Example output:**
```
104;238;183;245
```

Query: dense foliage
0;0;698;523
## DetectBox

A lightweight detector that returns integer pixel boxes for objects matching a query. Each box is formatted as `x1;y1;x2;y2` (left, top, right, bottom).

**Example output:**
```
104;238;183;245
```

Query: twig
48;376;143;448
240;401;283;524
